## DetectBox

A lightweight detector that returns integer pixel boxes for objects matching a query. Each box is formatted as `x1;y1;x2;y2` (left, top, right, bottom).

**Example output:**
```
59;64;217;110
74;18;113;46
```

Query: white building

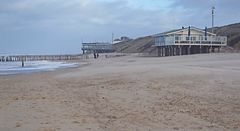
113;36;132;44
82;42;115;54
154;27;227;56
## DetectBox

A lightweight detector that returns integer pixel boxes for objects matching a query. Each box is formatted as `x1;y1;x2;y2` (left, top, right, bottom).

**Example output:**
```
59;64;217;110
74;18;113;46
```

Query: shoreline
0;60;81;76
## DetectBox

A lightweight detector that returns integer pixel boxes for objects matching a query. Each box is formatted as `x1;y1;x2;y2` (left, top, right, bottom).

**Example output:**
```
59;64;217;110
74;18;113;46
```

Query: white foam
0;61;79;75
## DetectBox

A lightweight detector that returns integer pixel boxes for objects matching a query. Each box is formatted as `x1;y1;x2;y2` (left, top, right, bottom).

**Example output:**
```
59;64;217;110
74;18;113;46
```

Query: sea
0;61;79;75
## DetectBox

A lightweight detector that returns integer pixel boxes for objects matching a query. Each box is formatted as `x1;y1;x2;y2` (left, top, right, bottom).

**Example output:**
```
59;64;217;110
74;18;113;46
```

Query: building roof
155;26;216;37
82;42;112;46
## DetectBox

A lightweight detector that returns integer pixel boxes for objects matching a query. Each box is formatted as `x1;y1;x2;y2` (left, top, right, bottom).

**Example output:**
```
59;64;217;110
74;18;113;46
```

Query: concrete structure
82;42;115;54
154;27;227;57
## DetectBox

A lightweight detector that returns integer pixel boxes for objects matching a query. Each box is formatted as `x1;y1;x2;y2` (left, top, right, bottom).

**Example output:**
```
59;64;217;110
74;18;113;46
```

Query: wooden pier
0;54;82;62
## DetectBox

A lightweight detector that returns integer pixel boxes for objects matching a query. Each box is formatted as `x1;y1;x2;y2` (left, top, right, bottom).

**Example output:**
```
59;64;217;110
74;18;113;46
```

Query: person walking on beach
21;59;24;67
93;52;96;59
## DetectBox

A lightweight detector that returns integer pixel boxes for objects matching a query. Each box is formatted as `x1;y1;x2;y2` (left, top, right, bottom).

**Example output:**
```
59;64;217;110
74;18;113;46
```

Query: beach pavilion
154;26;227;56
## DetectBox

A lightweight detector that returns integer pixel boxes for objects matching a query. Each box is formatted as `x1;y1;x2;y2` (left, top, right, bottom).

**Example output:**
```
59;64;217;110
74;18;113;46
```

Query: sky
0;0;239;55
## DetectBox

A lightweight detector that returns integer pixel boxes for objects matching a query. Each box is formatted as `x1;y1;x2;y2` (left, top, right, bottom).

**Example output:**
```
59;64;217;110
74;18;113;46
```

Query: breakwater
0;54;82;62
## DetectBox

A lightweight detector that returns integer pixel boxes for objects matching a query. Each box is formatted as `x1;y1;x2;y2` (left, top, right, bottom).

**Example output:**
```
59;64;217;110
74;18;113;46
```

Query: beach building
113;36;132;44
154;26;227;56
82;42;115;54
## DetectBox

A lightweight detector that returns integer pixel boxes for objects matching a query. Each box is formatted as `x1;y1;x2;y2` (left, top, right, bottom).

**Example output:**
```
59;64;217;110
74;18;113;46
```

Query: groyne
0;54;82;62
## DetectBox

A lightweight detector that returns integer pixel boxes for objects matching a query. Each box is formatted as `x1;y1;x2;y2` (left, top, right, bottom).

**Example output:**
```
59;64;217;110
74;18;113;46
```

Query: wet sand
0;53;240;131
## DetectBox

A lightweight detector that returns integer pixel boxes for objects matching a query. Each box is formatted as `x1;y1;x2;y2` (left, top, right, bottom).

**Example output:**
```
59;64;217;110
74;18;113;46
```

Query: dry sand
0;53;240;131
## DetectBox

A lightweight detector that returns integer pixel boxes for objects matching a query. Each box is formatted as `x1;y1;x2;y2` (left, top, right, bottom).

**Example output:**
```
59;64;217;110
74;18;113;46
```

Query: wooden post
200;45;202;54
188;46;191;55
163;47;165;57
157;47;160;57
179;46;182;56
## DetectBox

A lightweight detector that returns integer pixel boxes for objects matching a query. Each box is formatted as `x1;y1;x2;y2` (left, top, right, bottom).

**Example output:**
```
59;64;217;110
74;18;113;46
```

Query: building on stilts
82;42;115;54
154;26;227;57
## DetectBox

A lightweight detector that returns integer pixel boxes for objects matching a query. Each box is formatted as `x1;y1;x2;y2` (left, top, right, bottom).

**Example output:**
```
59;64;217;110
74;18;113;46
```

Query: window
192;37;196;41
175;36;179;41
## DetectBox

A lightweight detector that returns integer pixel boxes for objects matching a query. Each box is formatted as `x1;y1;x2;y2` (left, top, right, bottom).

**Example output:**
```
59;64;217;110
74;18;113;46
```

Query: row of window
156;36;226;42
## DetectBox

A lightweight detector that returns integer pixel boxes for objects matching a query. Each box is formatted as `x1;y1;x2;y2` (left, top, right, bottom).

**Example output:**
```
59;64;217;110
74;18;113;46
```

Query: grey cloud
170;0;240;27
0;0;239;54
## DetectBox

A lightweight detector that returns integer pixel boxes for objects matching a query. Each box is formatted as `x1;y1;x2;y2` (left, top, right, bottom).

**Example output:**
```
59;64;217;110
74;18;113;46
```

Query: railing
155;35;227;46
82;45;113;50
82;43;113;50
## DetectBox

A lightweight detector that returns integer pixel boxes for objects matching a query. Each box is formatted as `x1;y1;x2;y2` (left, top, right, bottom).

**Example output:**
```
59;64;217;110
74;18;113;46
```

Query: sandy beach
0;53;240;131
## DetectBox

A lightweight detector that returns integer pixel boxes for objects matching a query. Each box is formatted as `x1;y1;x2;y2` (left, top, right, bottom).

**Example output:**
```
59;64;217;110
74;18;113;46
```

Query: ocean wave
0;61;79;75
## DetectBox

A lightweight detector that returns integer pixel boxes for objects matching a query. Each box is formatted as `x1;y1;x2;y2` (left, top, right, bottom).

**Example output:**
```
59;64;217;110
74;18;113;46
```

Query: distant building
82;42;115;54
120;36;131;41
113;39;121;44
154;26;227;56
113;36;132;44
